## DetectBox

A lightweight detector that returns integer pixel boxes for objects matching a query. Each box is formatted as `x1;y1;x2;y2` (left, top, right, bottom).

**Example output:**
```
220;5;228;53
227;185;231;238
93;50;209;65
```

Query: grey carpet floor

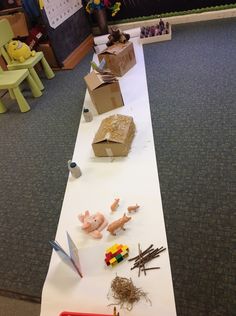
144;18;236;316
0;17;235;316
0;53;92;301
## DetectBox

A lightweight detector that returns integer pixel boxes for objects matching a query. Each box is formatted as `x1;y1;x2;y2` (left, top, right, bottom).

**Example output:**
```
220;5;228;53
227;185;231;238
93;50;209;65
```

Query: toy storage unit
0;11;28;37
140;25;172;45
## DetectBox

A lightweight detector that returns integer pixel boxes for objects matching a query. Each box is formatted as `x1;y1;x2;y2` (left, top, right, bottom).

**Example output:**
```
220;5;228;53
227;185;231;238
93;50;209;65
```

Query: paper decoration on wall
43;0;83;29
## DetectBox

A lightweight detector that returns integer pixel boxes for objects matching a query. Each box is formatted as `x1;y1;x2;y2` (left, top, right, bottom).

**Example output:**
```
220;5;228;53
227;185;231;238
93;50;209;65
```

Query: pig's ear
85;210;90;217
78;214;84;222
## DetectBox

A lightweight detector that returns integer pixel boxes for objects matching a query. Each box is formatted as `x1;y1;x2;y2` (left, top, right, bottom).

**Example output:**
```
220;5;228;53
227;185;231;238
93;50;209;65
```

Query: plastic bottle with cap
68;160;82;178
83;108;93;122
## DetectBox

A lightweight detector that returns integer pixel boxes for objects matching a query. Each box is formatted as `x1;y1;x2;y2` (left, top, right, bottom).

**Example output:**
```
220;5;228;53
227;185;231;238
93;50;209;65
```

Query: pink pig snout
82;222;91;229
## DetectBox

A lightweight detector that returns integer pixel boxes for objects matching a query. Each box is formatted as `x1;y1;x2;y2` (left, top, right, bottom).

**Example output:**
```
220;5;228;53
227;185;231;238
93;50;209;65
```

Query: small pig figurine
107;214;131;236
78;210;108;239
127;204;140;212
110;198;120;212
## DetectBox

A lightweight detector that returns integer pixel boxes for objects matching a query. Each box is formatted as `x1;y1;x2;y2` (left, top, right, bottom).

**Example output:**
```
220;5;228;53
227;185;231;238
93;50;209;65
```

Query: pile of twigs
128;243;166;276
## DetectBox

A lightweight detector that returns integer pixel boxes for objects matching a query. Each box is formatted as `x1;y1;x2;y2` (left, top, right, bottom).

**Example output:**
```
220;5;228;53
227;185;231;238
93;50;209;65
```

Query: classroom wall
42;8;91;65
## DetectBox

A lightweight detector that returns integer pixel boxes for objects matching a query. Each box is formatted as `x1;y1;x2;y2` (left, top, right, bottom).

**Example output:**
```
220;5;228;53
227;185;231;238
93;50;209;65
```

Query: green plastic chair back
0;19;14;64
0;18;55;91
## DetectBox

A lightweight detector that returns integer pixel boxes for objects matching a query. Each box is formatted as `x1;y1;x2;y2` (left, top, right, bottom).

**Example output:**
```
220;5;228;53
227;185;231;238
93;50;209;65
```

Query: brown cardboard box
92;114;135;157
98;42;136;77
84;70;124;114
0;12;28;37
38;43;59;68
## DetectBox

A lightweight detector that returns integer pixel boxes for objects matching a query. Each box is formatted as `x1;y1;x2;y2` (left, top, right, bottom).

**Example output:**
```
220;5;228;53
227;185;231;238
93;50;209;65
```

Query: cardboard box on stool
84;70;124;114
92;114;135;157
98;42;136;77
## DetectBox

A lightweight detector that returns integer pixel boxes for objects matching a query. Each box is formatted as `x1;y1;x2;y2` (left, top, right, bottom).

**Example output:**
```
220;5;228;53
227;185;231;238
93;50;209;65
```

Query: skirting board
62;35;94;70
93;8;236;34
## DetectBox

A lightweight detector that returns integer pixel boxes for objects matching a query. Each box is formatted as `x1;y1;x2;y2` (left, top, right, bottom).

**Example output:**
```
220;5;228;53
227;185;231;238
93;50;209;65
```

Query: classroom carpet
0;18;235;316
144;18;236;316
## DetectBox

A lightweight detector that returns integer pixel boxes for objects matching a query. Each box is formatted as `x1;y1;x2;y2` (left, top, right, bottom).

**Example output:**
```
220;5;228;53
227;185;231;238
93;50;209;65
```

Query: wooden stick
141;267;160;271
138;243;146;276
138;243;141;277
128;244;154;261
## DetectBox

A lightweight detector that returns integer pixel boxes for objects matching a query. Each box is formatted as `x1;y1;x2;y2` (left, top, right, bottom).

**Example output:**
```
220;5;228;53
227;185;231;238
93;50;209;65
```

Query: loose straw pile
109;276;150;311
128;243;166;276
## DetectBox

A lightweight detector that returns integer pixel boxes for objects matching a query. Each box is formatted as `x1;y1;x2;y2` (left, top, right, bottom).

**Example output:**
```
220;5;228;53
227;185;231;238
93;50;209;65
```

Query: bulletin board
41;5;91;66
43;0;83;29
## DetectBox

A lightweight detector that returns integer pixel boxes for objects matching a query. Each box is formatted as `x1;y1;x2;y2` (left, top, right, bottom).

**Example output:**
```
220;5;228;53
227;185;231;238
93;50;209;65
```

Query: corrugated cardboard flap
84;70;104;91
93;114;134;144
100;42;131;56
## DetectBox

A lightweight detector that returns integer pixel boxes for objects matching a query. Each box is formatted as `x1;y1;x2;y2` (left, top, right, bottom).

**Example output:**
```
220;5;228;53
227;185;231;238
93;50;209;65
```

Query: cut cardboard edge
84;70;105;91
99;41;133;56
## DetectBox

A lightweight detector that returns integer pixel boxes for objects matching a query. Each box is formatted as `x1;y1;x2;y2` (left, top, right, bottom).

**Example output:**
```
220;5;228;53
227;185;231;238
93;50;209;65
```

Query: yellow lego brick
106;244;119;253
110;257;117;265
121;245;129;252
121;251;129;257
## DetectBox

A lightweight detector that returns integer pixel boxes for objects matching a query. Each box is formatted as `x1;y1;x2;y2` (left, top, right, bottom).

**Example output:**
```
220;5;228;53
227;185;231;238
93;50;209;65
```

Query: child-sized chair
0;19;55;91
0;65;42;113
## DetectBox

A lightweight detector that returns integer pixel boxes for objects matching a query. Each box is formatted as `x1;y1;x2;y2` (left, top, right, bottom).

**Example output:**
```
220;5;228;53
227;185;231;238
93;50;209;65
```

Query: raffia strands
109;276;151;311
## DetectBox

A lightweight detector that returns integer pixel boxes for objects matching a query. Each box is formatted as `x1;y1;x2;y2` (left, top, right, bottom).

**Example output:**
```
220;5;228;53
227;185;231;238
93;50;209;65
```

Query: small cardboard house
98;42;136;77
92;114;136;157
84;70;124;114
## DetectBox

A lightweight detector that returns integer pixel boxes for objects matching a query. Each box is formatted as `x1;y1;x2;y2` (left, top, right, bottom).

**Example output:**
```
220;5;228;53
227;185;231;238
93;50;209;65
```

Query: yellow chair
0;65;42;113
0;19;55;91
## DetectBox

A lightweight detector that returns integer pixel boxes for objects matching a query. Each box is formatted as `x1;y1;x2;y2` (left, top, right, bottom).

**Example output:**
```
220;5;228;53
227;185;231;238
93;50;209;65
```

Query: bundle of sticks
128;243;166;277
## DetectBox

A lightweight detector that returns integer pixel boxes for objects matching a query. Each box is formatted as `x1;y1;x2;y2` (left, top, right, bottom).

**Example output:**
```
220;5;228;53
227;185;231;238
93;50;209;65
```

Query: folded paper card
92;114;135;157
50;232;83;277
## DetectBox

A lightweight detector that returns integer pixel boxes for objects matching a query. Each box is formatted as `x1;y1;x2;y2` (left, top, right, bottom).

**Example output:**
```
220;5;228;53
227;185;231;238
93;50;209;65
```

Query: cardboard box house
84;70;124;114
92;114;136;157
98;42;136;77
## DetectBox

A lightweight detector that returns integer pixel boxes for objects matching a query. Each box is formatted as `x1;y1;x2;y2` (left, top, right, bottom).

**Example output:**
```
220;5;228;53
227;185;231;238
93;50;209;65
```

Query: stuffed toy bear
7;40;36;63
106;26;130;47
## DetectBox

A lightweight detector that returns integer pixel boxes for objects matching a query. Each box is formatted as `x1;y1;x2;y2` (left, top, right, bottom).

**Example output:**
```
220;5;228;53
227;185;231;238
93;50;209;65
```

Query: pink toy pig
78;210;108;239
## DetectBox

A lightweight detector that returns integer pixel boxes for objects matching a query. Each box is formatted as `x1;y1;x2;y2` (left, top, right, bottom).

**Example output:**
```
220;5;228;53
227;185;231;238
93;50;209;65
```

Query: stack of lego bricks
105;244;129;266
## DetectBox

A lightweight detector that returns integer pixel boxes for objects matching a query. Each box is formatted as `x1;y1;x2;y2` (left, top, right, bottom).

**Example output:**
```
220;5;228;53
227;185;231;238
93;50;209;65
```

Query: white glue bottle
68;160;82;178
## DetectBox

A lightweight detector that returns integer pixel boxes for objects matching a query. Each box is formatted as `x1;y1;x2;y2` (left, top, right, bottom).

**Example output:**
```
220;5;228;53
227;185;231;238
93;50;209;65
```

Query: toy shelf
140;25;172;44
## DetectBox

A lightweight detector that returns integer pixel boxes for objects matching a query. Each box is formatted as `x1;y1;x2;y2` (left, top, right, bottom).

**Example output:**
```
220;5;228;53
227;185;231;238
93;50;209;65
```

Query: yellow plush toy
7;40;36;63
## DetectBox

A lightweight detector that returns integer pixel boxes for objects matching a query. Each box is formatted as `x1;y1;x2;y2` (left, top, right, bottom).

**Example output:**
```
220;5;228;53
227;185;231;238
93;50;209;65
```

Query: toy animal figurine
78;210;108;239
110;198;120;212
106;26;130;47
107;213;131;236
7;40;36;63
127;204;140;212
